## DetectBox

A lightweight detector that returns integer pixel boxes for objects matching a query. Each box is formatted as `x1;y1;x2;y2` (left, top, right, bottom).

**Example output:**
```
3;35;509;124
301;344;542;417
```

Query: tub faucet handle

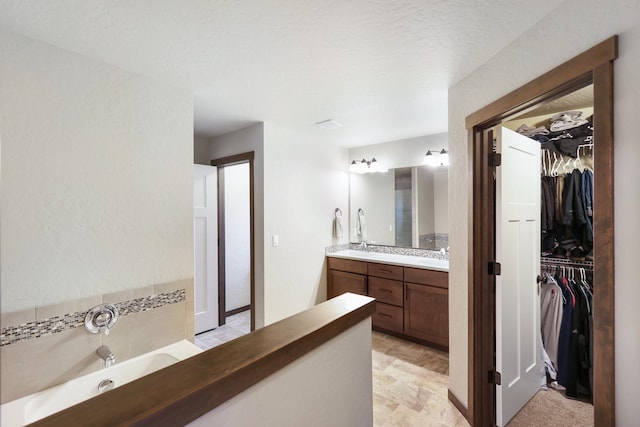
85;304;119;335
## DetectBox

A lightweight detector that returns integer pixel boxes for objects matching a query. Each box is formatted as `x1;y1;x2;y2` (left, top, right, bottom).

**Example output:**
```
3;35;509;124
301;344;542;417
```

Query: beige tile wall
0;278;193;404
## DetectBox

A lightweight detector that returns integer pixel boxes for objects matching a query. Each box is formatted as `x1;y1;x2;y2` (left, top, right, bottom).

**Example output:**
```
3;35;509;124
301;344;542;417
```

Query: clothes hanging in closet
519;111;595;258
540;266;593;400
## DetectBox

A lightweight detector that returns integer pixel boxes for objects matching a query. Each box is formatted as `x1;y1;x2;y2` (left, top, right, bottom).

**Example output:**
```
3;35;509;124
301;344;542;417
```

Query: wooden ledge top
32;293;375;427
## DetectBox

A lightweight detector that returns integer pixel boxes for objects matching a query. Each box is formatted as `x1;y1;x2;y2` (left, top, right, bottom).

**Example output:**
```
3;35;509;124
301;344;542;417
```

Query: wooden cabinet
327;256;449;350
404;268;449;348
369;277;403;306
368;276;404;333
328;269;367;298
404;282;448;347
367;263;403;281
327;258;367;298
372;302;403;332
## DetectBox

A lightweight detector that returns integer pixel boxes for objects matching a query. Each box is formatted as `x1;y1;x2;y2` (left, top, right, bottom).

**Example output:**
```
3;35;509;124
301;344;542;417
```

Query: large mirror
349;166;448;249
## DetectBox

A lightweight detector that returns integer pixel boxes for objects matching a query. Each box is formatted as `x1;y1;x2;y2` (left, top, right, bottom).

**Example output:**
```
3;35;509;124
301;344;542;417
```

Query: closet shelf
541;257;593;269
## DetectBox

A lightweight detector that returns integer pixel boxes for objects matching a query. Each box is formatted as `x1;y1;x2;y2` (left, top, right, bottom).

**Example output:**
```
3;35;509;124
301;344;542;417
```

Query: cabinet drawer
327;257;367;275
328;269;367;298
372;302;403;333
367;262;403;281
369;277;403;306
404;267;448;289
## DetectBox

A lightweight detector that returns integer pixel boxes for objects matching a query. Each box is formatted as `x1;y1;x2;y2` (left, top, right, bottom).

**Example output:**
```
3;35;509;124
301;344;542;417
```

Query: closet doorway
211;152;255;331
466;36;617;426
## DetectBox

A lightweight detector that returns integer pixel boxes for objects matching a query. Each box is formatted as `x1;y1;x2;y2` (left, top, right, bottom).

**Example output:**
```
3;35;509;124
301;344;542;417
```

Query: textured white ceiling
0;0;565;147
514;85;594;120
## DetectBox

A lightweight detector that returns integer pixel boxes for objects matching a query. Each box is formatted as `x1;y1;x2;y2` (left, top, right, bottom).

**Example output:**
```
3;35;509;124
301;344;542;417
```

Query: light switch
389;224;393;232
272;234;280;247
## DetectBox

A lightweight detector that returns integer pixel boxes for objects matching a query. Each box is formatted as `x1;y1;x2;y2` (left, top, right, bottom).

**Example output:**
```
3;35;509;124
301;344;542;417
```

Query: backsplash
326;243;449;261
419;233;449;251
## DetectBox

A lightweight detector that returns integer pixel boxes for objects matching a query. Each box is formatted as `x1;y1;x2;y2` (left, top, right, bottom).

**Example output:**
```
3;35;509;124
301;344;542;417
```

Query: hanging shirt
557;276;575;388
540;273;564;370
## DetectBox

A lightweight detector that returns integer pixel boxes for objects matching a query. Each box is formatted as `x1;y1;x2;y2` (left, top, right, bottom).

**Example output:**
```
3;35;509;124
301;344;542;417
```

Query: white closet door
496;127;542;426
194;164;218;334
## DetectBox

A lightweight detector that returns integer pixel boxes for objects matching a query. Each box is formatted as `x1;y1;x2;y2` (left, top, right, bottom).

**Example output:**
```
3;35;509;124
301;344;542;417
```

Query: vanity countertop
326;250;449;272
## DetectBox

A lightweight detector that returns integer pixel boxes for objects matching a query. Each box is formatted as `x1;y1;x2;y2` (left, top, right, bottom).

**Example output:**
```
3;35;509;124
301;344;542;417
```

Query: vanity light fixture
349;157;388;174
438;148;450;166
423;148;450;167
423;150;437;166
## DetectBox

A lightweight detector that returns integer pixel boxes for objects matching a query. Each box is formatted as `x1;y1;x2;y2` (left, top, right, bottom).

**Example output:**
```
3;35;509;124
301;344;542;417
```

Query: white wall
447;2;640;423
262;123;349;325
0;30;194;312
189;318;373;427
224;163;251;312
208;124;265;327
348;132;449;170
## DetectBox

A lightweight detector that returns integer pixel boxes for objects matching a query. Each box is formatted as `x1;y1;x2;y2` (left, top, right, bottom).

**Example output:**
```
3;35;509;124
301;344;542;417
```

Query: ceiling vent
315;119;343;129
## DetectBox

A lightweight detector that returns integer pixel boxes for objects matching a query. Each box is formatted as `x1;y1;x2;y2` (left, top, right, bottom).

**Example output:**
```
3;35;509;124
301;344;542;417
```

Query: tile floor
371;332;469;427
195;315;468;426
195;316;590;426
195;310;251;350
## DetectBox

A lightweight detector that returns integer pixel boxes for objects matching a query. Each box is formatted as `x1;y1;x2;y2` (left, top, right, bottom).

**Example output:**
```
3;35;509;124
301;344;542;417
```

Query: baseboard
448;389;470;423
226;305;251;317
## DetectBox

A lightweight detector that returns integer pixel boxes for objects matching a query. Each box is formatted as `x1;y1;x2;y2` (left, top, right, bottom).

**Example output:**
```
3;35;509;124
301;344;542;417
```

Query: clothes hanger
580;145;594;173
563;155;572;174
551;152;561;176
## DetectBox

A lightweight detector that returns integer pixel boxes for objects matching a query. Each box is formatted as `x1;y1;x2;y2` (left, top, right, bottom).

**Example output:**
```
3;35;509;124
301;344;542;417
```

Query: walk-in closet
502;84;595;425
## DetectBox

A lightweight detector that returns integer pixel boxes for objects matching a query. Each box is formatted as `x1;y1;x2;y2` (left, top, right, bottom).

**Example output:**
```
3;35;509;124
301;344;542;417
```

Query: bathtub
0;340;202;427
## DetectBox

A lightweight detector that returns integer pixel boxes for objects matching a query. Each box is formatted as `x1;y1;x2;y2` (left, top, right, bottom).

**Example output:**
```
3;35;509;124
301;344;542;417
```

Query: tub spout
96;345;116;368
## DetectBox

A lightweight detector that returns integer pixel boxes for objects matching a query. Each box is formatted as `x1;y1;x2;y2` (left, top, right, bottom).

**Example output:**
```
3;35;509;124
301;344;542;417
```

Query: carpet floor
507;388;593;426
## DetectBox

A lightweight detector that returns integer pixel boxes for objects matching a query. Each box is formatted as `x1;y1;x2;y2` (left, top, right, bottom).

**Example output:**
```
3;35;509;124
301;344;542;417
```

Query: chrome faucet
359;241;368;251
96;345;116;368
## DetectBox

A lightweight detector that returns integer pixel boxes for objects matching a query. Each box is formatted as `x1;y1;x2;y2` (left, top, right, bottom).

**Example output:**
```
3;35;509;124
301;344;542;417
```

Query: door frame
465;36;617;426
211;151;255;332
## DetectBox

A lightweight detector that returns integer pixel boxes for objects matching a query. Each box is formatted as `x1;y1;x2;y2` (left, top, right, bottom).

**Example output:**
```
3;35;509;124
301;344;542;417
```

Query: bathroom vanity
327;250;448;350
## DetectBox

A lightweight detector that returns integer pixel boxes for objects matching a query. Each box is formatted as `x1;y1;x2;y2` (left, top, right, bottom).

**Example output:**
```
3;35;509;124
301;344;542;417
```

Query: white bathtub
0;340;202;427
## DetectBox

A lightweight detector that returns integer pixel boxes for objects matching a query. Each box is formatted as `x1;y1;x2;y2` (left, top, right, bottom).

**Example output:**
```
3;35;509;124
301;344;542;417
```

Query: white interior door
194;164;218;334
496;127;542;426
224;163;251;313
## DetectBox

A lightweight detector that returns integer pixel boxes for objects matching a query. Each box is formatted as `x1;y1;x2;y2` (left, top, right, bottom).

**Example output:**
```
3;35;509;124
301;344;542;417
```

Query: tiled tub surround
0;279;194;404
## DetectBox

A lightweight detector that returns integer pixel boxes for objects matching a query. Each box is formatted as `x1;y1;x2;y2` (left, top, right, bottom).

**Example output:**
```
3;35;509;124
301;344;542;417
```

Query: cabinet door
328;270;367;298
404;283;448;347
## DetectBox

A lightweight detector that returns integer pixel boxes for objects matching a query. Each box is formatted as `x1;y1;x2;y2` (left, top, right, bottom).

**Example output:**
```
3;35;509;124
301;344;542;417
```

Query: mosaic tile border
419;233;449;251
325;244;449;261
0;289;185;347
